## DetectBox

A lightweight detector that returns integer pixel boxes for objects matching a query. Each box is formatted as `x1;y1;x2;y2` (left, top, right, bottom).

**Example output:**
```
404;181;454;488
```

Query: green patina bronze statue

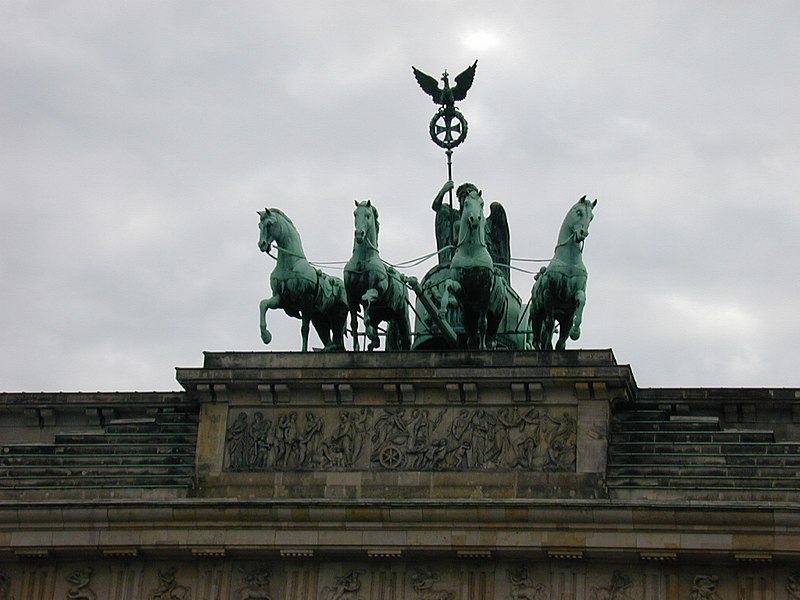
412;182;527;351
437;185;511;350
344;200;411;351
257;208;348;352
252;65;600;353
412;60;477;151
530;196;597;350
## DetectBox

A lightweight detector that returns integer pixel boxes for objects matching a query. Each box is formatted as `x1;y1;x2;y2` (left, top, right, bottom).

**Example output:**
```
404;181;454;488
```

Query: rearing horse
440;189;506;350
257;208;347;351
529;195;597;350
344;200;411;351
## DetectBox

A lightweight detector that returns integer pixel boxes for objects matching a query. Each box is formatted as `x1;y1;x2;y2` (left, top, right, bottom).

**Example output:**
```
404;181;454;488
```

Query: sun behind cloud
461;29;502;51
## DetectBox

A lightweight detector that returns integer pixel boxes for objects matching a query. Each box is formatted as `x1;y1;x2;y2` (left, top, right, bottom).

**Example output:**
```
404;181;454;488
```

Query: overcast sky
2;1;799;392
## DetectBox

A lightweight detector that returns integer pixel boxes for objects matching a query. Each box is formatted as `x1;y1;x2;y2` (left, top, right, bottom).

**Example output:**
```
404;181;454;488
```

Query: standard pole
446;148;454;210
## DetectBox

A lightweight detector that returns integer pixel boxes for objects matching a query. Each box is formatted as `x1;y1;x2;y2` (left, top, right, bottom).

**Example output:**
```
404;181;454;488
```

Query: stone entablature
1;499;800;598
177;350;631;501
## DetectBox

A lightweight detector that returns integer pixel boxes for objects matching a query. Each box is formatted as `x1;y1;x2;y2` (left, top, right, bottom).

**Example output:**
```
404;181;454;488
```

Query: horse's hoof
261;330;272;345
569;326;581;340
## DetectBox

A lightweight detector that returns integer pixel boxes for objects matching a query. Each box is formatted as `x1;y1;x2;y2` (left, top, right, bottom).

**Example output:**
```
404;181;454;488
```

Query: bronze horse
257;208;347;351
439;189;507;350
344;200;411;351
530;196;596;350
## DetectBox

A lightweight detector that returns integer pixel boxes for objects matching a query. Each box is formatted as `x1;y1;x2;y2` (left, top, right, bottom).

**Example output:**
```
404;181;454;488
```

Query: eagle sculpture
412;60;478;110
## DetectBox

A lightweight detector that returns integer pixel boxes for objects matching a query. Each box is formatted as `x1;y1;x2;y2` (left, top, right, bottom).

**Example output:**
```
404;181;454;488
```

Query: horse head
458;188;486;246
559;195;597;248
257;208;278;253
257;207;299;256
353;199;379;248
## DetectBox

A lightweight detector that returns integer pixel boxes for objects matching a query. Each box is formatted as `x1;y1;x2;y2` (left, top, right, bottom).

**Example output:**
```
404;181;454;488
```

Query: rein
554;229;585;253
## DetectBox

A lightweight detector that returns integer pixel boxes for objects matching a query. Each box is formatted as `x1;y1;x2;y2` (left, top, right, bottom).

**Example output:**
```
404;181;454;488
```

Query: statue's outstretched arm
432;180;454;211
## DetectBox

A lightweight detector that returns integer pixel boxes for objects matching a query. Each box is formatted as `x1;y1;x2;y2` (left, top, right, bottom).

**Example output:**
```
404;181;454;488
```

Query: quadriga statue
529;196;597;350
257;208;348;351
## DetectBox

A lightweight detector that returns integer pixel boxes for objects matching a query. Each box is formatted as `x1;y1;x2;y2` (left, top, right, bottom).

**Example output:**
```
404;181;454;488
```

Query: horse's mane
267;207;295;229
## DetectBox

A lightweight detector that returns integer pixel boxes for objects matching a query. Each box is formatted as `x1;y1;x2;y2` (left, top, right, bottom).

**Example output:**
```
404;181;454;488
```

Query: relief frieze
224;406;576;473
0;574;13;600
789;574;800;600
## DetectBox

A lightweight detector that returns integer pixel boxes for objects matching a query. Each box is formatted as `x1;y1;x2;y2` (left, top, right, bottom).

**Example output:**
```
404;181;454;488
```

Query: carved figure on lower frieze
590;570;633;600
237;567;273;600
507;567;546;600
689;575;721;600
0;574;14;600
788;574;800;599
65;567;97;600
149;567;191;600
323;570;363;600
410;567;454;600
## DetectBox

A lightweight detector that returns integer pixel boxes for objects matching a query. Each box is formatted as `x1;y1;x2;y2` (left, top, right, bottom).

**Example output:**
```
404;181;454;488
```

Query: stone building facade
1;349;799;599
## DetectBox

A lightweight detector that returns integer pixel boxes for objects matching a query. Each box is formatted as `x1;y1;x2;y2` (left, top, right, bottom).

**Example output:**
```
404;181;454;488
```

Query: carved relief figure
544;413;577;471
65;568;97;600
298;411;323;467
590;571;633;600
227;411;250;471
149;568;191;600
507;567;546;600
689;575;721;600
250;412;272;469
0;574;14;600
787;574;800;600
410;567;454;600
323;409;369;468
323;570;363;600
237;567;273;600
276;412;300;467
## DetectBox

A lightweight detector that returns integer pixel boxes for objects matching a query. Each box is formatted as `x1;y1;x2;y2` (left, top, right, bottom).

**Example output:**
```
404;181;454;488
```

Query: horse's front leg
569;289;586;341
477;310;488;350
349;307;360;352
300;313;311;352
555;315;572;350
259;295;281;345
362;288;380;351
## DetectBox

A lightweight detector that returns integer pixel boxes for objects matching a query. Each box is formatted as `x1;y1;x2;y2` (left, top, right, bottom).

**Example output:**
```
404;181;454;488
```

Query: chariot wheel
429;108;468;149
379;444;404;469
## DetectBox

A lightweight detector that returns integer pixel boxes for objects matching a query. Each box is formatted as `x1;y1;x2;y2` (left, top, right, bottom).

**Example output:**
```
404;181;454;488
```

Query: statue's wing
451;60;478;102
412;66;442;104
487;201;511;284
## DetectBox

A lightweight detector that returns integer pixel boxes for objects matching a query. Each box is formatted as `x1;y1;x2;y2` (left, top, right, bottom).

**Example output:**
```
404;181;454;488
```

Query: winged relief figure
412;60;478;110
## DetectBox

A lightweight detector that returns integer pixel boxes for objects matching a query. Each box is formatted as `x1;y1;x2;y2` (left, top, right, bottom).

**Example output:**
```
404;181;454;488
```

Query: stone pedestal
176;350;632;503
